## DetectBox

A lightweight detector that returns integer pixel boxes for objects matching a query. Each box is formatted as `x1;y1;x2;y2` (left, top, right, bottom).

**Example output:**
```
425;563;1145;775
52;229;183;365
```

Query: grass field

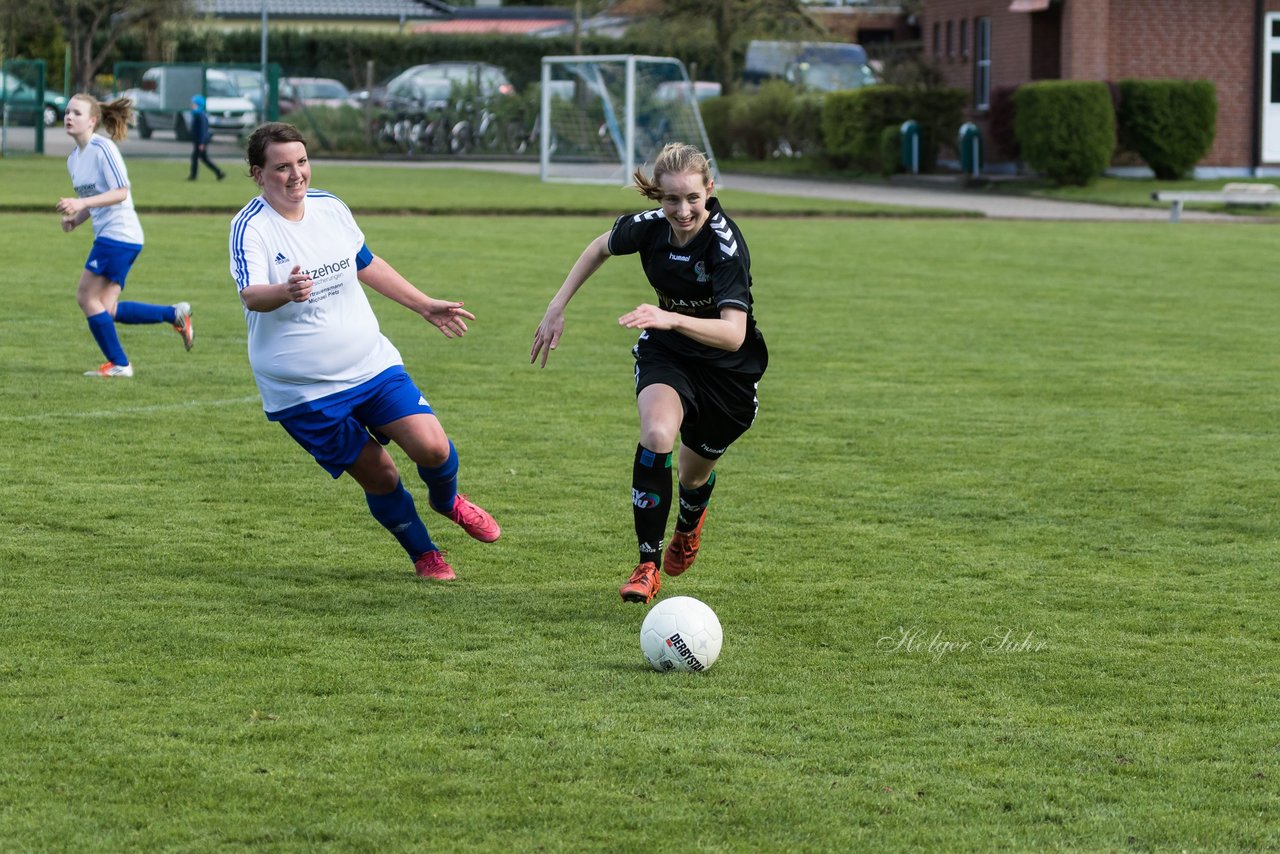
0;156;944;218
1;159;1278;851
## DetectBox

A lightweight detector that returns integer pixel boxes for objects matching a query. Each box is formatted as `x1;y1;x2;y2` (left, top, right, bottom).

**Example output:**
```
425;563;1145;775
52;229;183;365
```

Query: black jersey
608;196;767;374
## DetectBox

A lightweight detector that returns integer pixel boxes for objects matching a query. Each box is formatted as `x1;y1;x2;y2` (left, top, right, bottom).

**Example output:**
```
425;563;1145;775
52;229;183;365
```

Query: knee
412;438;451;469
638;425;677;454
679;471;712;490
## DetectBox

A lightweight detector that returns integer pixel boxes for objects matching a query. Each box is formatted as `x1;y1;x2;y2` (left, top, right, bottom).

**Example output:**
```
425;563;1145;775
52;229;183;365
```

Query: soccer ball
640;596;722;673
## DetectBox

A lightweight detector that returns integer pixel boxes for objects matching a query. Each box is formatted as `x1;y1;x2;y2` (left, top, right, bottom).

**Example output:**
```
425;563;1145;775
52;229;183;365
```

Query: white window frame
974;17;992;111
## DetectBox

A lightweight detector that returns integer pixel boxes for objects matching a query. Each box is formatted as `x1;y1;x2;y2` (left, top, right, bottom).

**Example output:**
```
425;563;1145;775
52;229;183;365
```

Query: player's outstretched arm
619;305;748;352
241;265;313;312
56;186;129;217
531;231;611;368
358;254;474;339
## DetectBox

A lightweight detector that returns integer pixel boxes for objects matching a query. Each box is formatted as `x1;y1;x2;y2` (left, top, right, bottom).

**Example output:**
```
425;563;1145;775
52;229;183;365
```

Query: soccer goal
539;54;718;185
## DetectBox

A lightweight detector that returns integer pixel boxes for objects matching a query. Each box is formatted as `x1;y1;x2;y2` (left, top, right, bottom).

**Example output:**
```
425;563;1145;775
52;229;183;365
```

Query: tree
653;0;825;95
49;0;192;92
0;0;63;80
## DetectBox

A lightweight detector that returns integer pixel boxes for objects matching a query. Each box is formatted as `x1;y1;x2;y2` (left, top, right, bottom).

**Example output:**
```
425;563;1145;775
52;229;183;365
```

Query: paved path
26;127;1247;223
321;155;1240;223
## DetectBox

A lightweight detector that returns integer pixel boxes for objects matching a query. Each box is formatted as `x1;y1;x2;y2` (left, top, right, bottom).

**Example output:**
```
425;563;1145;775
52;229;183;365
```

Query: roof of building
412;5;572;35
194;0;451;20
413;19;566;35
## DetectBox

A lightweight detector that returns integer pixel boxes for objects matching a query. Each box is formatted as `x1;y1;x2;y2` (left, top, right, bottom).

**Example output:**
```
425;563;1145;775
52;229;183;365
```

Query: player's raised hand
619;303;674;331
531;309;565;368
55;196;84;216
421;298;474;338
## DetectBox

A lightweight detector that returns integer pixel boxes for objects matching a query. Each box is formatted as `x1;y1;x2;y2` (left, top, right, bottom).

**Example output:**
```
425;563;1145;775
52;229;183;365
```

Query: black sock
632;444;672;567
675;469;716;532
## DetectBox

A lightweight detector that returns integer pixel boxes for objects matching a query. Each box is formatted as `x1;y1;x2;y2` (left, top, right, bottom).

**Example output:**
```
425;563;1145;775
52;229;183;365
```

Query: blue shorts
275;366;435;479
85;237;142;288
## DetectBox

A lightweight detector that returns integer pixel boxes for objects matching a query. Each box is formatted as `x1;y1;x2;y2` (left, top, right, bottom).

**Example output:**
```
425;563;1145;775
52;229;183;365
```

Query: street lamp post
259;0;268;123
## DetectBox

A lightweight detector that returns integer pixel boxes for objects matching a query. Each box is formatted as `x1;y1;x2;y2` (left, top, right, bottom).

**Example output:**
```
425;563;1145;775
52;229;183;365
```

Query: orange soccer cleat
619;561;661;604
171;302;195;351
663;509;707;577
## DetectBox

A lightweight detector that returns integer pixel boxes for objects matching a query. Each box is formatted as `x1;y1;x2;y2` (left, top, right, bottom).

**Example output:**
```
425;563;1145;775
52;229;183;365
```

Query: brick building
923;0;1280;176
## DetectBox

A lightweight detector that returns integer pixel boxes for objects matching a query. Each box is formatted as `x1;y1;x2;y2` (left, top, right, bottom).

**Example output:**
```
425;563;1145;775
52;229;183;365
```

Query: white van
122;66;255;140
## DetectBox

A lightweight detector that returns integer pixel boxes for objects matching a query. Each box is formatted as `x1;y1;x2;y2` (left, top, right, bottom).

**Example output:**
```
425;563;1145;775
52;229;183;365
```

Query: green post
33;60;45;155
959;122;982;177
899;120;919;175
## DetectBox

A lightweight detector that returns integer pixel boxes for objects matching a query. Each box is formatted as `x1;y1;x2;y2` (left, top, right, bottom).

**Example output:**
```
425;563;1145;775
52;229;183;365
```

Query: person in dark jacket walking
188;95;226;181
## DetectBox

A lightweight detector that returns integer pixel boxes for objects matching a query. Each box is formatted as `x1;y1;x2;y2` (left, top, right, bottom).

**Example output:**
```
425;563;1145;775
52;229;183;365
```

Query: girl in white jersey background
58;94;195;377
229;122;500;580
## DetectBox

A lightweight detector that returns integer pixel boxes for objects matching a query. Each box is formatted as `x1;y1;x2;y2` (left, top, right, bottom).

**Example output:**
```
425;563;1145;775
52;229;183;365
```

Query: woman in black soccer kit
532;142;767;604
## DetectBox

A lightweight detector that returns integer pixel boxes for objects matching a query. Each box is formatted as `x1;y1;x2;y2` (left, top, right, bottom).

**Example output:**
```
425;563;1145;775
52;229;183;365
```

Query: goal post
539;54;718;185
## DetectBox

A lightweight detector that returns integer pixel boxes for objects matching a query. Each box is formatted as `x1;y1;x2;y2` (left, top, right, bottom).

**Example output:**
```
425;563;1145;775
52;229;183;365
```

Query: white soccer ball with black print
640;596;722;673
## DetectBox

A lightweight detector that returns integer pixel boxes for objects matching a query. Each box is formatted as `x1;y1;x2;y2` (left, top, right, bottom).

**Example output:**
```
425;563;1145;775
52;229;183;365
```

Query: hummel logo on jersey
274;252;289;264
669;252;691;262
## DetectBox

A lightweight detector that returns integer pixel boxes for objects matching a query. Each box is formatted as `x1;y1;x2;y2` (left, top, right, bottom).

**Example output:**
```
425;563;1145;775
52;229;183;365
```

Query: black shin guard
632;445;672;567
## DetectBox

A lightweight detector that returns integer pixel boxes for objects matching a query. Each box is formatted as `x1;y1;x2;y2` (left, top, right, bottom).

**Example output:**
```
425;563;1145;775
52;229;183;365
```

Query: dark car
743;41;877;93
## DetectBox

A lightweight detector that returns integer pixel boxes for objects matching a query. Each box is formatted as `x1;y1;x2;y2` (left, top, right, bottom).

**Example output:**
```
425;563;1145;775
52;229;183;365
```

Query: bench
1151;182;1280;222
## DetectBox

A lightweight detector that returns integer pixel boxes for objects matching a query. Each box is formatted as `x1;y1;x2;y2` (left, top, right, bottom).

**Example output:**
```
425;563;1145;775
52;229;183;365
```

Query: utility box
959;122;983;176
900;119;920;174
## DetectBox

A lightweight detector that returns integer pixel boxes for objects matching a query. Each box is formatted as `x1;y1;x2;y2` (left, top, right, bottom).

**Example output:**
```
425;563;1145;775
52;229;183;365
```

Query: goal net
539;54;718;185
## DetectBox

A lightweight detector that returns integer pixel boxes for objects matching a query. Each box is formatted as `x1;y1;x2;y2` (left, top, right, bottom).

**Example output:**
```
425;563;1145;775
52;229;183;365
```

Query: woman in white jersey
229;122;500;580
58;94;194;377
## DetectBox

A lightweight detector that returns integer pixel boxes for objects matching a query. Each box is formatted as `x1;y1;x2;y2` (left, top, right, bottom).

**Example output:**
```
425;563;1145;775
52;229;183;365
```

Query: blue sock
115;301;175;324
86;311;128;366
365;480;436;561
418;440;459;513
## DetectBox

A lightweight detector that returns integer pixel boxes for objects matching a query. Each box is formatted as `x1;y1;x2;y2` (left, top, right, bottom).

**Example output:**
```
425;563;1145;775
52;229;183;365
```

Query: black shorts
632;339;764;460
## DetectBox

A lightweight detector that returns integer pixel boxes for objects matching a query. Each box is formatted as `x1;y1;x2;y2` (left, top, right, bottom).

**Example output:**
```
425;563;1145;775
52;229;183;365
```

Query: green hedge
821;85;913;170
1116;79;1217;180
787;94;825;158
728;80;796;159
879;124;901;176
1012;80;1115;186
911;87;968;169
703;85;823;161
110;28;722;94
820;84;963;172
699;95;734;161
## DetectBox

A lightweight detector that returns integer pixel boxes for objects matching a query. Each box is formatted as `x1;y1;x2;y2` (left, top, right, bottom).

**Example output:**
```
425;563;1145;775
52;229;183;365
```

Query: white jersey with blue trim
229;189;402;415
66;135;144;245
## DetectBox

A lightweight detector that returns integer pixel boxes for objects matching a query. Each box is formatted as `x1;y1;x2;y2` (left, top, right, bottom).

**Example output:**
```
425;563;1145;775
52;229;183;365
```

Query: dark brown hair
245;122;308;171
